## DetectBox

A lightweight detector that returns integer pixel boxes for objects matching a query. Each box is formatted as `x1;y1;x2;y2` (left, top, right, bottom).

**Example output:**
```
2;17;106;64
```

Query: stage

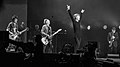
96;58;120;64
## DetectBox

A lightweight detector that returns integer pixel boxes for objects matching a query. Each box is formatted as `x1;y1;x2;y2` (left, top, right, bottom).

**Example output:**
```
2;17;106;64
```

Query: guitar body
9;27;29;40
9;34;19;40
109;35;115;47
41;37;49;46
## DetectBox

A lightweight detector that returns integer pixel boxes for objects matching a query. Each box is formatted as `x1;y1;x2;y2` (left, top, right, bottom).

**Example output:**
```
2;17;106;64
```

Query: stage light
87;25;91;30
119;26;120;29
103;25;107;29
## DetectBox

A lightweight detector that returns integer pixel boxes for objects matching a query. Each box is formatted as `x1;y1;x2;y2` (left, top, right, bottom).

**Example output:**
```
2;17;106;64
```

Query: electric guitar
41;29;62;45
109;36;115;47
9;27;29;40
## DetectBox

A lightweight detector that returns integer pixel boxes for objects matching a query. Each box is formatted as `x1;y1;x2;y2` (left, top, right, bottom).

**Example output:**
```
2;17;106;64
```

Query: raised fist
81;9;85;13
67;5;70;11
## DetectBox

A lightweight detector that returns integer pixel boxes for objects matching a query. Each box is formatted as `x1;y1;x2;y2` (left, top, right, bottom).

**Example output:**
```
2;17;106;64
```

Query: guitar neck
20;28;27;34
52;32;58;36
52;31;60;36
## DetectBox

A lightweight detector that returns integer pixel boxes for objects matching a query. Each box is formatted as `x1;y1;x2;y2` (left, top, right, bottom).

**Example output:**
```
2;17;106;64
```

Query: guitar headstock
26;27;29;31
58;29;62;32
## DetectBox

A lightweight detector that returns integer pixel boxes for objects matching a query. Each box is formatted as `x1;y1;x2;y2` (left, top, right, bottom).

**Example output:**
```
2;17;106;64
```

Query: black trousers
44;42;53;53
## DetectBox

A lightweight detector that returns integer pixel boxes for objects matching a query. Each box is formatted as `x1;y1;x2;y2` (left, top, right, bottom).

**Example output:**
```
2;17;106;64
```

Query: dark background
28;0;120;56
0;0;27;30
0;0;27;42
0;0;120;57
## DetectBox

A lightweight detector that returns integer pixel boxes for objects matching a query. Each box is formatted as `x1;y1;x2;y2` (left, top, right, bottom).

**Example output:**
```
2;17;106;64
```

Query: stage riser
107;54;120;58
42;53;80;63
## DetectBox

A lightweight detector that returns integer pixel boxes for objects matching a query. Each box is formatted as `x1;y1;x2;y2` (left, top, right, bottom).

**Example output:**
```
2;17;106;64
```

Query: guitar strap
47;26;52;36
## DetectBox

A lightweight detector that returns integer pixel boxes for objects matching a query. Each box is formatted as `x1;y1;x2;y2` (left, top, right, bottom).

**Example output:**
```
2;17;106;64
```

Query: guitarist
19;22;26;42
6;15;28;52
107;27;119;53
6;15;19;52
41;19;53;53
6;15;19;41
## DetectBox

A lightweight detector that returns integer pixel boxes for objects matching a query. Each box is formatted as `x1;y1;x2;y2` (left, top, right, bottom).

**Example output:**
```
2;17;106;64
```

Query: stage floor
96;58;120;64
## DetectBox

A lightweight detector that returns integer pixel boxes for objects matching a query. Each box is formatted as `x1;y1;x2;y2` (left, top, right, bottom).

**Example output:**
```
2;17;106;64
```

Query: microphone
64;30;67;34
64;30;67;32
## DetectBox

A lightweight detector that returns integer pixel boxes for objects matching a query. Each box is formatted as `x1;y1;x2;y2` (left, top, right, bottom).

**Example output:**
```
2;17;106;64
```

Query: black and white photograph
0;0;120;67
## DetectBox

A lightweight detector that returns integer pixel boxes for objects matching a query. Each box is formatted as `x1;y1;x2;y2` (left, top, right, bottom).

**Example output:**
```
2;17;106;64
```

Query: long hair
12;15;18;22
112;27;116;31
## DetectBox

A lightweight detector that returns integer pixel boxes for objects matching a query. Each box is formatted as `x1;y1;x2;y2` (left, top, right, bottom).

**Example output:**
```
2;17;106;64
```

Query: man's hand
109;41;111;44
48;35;52;39
81;9;85;13
6;28;9;31
67;5;70;11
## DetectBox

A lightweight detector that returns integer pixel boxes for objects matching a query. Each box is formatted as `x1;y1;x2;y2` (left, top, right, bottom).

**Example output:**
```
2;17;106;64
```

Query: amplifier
0;31;9;42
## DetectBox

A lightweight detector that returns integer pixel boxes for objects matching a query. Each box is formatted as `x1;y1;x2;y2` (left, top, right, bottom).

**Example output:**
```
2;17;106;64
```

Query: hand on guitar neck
49;29;62;39
48;29;62;38
19;27;29;34
9;27;29;40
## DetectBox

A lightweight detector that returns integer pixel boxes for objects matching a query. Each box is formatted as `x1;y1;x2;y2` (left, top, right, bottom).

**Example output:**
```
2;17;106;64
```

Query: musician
6;15;27;53
6;15;19;52
32;25;41;44
34;24;40;36
107;27;119;53
6;15;19;41
41;19;53;53
19;22;26;42
66;5;85;53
